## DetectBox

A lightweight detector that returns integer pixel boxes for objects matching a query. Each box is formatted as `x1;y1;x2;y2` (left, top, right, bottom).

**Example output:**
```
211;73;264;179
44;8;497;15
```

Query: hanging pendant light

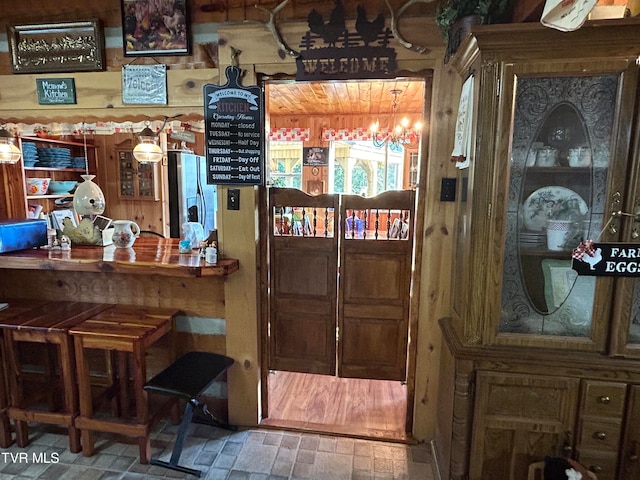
0;126;22;164
132;115;181;164
133;121;163;164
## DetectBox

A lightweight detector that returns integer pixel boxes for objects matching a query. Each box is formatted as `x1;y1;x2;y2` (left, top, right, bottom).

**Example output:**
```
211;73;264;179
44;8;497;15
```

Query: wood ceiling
266;79;426;117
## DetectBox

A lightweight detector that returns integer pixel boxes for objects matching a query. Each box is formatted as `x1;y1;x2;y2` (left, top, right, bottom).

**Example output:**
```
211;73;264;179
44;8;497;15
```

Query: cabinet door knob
589;465;603;473
597;395;611;404
630;454;639;463
593;431;607;441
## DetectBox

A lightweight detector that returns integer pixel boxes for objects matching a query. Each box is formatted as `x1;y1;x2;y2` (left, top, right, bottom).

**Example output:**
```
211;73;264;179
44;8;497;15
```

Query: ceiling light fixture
370;89;423;150
0;125;22;164
132;115;182;164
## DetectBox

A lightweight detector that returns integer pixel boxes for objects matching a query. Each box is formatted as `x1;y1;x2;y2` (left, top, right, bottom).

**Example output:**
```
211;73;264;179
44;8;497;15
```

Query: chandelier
370;89;423;149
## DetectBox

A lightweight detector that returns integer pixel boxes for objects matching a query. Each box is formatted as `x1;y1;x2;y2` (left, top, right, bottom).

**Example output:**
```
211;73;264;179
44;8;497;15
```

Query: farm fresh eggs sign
572;242;640;276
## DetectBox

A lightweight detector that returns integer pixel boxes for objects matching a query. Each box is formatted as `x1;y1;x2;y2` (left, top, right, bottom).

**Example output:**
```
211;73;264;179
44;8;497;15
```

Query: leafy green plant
436;0;512;44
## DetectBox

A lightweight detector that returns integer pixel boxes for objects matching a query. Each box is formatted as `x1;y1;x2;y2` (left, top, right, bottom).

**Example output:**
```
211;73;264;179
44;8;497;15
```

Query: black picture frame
120;0;190;56
303;147;329;166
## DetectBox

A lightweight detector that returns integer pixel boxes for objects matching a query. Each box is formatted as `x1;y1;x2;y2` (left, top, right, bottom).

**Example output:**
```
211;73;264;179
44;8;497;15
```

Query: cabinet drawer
582;381;626;417
578;418;622;451
576;450;618;480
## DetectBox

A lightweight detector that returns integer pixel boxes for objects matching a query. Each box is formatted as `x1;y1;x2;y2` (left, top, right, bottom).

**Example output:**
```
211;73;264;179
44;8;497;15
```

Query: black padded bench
144;351;235;477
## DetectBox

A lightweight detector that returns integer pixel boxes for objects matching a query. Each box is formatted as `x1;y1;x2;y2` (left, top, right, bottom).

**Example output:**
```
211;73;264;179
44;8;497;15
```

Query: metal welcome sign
572;242;640;277
295;5;397;81
122;64;167;105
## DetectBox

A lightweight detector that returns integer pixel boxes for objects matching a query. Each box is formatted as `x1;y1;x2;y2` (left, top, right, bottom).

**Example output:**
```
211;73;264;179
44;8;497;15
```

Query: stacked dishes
21;142;39;167
36;147;71;168
519;230;546;248
71;157;87;169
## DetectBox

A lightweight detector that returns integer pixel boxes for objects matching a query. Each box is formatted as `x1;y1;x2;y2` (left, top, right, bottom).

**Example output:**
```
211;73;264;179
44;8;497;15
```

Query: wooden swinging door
268;188;415;382
339;190;415;381
268;188;339;375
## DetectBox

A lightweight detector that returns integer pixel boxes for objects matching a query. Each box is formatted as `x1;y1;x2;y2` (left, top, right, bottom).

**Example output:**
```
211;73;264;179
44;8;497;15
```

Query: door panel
268;188;415;381
269;189;338;375
339;191;415;381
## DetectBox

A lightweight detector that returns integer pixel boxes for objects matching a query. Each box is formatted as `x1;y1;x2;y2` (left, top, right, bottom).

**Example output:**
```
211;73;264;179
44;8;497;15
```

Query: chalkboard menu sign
204;66;264;185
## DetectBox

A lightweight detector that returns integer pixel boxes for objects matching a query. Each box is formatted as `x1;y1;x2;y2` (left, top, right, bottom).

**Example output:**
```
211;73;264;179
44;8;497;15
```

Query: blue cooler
0;219;48;253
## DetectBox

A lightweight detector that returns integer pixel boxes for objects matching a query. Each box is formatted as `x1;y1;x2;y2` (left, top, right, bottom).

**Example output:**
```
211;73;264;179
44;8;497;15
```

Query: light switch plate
228;189;240;210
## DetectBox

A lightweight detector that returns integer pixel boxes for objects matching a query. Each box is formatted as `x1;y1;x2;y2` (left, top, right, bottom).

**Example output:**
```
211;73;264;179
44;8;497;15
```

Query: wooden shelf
27;194;74;200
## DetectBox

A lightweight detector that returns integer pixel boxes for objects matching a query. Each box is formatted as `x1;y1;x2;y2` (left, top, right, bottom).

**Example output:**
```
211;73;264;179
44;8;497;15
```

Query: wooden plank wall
0;0;438;76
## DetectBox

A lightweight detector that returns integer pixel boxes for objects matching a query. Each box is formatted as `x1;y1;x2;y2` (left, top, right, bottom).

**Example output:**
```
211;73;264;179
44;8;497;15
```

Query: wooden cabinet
470;372;579;480
116;142;159;201
15;136;98;219
435;19;640;480
619;385;640;479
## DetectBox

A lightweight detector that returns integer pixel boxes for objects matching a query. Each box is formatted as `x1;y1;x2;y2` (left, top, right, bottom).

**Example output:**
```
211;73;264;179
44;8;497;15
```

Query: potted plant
545;196;588;251
436;0;512;62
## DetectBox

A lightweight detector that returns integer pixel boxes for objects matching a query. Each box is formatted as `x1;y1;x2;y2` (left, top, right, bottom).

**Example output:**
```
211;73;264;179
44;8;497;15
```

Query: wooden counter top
0;238;238;278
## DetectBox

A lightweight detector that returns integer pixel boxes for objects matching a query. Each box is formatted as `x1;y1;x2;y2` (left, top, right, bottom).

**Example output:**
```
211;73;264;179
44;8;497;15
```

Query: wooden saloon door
268;188;414;382
269;188;339;375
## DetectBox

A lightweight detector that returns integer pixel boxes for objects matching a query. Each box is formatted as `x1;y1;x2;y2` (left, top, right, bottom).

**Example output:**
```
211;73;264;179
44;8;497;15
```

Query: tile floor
0;421;436;480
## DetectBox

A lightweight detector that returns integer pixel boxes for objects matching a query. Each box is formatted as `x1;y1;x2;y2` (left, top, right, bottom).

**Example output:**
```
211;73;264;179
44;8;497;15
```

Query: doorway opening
259;76;431;441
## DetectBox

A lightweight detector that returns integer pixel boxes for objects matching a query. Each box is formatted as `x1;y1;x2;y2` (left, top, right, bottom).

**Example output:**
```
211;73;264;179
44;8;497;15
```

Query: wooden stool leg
59;336;80;453
133;343;151;464
74;337;95;457
45;343;58;410
0;335;13;448
117;351;130;418
4;336;28;447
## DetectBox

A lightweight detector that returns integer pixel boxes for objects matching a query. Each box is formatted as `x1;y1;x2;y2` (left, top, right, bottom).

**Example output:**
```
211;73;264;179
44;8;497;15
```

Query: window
268;141;303;188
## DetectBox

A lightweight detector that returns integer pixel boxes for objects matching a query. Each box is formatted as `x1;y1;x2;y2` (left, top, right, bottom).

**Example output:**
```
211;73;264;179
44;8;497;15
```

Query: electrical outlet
227;189;240;210
440;178;456;202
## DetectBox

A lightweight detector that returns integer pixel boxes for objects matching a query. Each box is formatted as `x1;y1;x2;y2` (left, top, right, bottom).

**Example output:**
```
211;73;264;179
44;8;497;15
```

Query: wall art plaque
8;20;105;74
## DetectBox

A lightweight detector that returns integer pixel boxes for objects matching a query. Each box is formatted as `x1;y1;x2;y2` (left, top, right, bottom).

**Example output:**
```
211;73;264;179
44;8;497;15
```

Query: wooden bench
144;351;235;477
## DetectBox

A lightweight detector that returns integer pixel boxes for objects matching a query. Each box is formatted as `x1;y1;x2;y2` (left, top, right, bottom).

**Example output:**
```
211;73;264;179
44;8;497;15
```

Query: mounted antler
385;0;435;54
255;0;300;58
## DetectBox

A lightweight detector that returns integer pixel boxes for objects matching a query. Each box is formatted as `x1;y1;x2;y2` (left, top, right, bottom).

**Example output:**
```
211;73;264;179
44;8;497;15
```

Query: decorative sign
36;78;76;105
204;66;264;186
122;64;167;105
170;130;196;143
303;147;328;166
7;20;105;74
572;242;640;277
295;6;397;81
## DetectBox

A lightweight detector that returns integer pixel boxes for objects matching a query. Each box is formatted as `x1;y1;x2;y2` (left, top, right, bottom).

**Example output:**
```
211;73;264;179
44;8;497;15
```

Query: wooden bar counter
0;238;239;278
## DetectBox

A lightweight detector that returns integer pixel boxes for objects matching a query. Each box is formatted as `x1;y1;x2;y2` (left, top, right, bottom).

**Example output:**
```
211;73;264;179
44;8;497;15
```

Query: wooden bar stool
0;299;51;448
0;300;111;452
70;305;179;463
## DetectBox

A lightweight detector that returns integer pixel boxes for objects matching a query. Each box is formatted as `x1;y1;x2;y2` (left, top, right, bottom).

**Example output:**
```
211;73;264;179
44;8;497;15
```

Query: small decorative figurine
60;235;71;251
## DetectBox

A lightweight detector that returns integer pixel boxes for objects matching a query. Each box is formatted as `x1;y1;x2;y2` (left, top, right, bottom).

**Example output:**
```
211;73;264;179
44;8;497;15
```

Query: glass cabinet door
497;63;637;351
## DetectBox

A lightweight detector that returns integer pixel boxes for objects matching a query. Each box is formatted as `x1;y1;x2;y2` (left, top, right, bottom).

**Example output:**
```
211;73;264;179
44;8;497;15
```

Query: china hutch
435;19;640;480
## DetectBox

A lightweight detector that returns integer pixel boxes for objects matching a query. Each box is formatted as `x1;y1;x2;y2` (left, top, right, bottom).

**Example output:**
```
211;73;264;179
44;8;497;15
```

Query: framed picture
121;0;190;56
7;20;105;74
303;147;329;166
51;209;78;231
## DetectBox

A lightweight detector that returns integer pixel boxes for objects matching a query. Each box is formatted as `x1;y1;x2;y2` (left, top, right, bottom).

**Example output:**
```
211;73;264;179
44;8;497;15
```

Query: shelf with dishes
18;136;98;220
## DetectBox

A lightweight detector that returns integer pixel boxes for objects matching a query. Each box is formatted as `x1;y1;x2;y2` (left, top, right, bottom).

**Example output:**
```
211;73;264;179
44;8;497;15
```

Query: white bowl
26;177;50;195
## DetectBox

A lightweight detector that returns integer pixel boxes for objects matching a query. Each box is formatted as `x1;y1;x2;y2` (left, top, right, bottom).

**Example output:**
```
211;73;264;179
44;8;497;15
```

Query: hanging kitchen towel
451;75;474;169
541;0;598;32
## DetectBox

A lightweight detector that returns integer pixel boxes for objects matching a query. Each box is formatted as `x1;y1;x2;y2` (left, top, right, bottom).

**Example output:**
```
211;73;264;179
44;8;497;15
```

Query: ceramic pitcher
112;220;140;249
